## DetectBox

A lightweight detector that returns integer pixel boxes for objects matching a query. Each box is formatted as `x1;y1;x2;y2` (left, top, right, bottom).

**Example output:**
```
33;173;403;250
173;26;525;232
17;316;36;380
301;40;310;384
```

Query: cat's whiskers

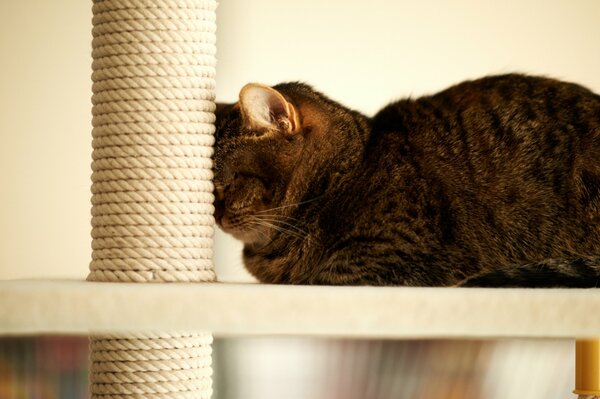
244;223;271;243
252;213;306;228
252;215;309;237
254;195;324;215
253;221;306;242
250;217;308;242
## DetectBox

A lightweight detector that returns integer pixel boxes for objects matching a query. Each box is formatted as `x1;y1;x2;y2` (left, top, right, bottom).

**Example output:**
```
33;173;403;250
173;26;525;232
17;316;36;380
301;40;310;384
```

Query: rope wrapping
89;0;216;283
88;0;217;397
89;333;213;399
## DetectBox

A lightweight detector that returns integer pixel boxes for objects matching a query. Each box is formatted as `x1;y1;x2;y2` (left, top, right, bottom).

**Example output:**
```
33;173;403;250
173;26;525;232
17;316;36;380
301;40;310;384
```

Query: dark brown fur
214;74;600;287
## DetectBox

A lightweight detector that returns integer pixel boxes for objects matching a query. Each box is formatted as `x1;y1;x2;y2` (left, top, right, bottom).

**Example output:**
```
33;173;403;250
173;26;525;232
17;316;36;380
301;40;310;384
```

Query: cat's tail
457;256;600;288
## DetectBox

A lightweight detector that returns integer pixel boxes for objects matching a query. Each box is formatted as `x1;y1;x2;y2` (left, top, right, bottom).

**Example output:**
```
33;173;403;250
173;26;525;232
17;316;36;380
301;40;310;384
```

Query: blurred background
1;0;599;397
0;336;576;399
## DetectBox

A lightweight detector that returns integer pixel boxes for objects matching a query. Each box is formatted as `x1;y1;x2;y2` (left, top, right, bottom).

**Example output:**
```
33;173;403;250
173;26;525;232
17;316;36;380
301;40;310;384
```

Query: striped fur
214;74;600;287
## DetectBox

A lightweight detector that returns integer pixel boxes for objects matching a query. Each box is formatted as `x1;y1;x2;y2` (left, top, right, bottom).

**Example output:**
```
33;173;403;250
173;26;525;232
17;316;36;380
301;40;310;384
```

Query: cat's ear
238;83;299;134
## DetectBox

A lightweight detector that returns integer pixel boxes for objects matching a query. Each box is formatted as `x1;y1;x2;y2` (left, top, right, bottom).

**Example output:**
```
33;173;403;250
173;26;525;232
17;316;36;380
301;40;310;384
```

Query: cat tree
0;0;599;398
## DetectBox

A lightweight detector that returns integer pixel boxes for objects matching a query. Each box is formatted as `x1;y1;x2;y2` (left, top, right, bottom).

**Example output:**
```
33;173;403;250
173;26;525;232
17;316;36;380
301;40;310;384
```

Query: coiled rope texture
88;0;216;397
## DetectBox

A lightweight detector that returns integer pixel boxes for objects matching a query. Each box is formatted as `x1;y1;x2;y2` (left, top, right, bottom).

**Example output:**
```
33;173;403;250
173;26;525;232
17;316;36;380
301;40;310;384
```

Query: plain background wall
1;0;600;280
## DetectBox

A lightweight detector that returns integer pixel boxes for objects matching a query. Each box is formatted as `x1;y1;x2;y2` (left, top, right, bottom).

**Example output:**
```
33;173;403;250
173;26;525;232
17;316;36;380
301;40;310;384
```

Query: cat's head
213;83;328;245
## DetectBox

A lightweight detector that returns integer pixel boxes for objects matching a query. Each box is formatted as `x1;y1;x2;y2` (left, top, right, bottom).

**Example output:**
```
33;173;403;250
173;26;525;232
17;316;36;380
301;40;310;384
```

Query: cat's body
214;74;600;286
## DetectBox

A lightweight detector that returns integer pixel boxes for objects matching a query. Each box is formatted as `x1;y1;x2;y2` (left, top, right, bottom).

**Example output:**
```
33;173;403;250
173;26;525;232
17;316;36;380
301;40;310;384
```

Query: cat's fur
213;74;600;287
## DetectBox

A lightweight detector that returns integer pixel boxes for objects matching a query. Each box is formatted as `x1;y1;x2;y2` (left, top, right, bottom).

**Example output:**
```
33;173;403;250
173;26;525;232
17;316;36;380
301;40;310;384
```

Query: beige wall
1;0;599;280
0;0;92;279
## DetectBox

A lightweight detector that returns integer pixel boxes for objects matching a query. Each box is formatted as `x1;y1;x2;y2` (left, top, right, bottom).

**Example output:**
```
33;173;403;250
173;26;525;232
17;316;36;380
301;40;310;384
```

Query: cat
213;74;600;287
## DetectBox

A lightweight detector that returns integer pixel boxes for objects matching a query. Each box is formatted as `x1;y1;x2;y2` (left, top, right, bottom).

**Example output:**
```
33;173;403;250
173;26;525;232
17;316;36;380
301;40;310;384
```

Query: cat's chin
230;230;260;243
219;220;269;245
233;229;272;247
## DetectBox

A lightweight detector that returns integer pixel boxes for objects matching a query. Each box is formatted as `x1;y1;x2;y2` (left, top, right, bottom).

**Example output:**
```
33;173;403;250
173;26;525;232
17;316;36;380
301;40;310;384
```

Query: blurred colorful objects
0;336;88;399
0;336;575;399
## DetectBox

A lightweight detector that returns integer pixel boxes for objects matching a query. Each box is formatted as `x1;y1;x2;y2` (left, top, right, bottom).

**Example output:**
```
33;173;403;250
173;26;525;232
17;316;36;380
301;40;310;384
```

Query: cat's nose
212;182;226;225
214;201;224;224
214;183;226;201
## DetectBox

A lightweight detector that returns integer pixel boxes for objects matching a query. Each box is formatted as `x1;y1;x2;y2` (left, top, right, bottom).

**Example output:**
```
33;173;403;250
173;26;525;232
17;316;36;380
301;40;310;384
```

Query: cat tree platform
1;279;600;338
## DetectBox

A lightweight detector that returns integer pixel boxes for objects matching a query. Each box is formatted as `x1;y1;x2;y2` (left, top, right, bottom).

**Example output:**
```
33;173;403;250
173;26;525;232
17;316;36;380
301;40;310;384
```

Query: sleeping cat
213;74;600;287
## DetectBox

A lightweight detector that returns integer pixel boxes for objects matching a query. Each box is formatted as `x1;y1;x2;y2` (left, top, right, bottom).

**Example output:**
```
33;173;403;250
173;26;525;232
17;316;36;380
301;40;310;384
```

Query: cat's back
372;73;600;137
359;74;600;264
370;73;600;177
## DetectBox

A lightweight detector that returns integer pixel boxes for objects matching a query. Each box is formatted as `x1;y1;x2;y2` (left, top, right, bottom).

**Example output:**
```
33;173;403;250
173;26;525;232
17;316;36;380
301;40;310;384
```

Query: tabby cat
213;74;600;287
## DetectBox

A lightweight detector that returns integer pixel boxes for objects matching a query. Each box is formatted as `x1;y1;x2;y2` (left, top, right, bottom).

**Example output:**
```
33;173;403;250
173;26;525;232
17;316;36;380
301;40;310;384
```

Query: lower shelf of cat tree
1;279;600;338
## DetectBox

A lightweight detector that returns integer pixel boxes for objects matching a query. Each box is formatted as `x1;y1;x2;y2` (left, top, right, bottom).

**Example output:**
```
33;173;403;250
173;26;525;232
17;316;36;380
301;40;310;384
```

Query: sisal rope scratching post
88;0;217;397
